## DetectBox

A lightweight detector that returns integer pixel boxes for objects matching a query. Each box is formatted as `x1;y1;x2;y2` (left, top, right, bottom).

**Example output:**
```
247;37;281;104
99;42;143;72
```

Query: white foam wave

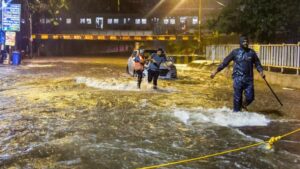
173;107;271;127
76;77;139;91
174;110;190;124
25;64;54;68
75;76;177;92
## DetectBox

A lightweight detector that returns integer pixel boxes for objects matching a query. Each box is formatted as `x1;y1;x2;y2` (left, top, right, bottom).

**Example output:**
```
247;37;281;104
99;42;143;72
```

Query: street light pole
117;0;120;55
29;13;33;58
117;0;120;12
198;0;202;55
24;0;33;58
1;0;3;52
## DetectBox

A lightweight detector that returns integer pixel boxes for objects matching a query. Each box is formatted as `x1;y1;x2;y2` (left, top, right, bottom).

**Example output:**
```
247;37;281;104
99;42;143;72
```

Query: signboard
5;31;16;46
2;4;21;32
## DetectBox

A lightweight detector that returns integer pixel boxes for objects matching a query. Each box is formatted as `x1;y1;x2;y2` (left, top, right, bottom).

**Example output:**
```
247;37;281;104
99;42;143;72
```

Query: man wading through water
210;36;265;112
148;48;167;89
134;49;146;89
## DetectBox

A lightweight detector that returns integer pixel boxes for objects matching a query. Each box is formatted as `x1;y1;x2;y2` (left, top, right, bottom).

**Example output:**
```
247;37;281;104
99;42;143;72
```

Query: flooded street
0;56;300;169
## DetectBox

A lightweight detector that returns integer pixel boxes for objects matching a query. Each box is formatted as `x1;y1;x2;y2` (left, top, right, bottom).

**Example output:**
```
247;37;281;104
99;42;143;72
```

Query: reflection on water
0;57;300;169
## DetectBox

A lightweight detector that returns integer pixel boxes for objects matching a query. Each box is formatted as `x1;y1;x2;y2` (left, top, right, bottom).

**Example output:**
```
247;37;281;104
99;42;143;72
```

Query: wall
254;71;300;90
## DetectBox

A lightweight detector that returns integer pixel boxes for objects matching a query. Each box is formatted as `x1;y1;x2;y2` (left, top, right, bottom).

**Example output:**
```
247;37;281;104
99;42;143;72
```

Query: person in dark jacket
148;48;167;89
211;36;265;112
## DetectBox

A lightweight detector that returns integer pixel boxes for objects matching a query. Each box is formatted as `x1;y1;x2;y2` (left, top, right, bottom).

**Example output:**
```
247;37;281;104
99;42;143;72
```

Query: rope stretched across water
138;128;300;169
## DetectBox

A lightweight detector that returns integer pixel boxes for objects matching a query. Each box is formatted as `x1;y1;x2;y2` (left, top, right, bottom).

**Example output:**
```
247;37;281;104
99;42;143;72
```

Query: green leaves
208;0;300;42
29;0;69;25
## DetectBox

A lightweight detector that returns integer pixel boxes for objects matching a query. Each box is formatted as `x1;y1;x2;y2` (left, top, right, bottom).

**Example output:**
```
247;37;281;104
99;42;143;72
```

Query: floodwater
0;56;300;169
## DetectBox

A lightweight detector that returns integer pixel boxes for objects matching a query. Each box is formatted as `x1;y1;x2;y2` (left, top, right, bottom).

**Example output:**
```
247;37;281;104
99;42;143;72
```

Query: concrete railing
206;43;300;74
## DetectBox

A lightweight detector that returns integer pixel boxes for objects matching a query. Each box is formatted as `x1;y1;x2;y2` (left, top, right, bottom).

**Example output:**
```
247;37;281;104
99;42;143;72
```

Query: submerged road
0;56;300;169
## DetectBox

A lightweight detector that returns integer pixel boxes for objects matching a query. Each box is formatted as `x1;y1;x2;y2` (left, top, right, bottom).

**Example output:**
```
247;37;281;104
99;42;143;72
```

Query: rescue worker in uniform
210;36;265;112
148;48;167;89
134;49;146;89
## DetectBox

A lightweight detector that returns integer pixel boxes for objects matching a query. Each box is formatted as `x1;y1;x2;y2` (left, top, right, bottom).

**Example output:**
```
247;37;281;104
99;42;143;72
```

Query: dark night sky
9;0;229;18
68;0;229;16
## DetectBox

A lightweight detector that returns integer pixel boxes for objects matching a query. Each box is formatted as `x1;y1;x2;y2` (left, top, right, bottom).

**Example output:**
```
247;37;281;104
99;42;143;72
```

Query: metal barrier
206;44;300;74
169;55;203;64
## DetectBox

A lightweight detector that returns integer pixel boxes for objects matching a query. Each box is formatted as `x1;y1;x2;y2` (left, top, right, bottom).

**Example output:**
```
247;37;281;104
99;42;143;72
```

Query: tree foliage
67;0;155;14
207;0;300;42
28;0;69;25
29;0;68;14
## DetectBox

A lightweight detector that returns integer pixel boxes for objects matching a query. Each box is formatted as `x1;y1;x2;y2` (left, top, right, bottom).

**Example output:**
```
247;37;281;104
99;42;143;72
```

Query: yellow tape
138;128;300;169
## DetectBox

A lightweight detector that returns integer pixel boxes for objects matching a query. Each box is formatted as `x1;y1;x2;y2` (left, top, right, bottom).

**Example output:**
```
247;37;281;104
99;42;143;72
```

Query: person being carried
134;49;146;89
148;48;167;89
210;36;265;112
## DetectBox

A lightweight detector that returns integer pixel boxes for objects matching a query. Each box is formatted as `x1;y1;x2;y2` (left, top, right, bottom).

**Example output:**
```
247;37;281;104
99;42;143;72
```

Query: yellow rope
138;128;300;169
265;136;282;150
280;128;300;138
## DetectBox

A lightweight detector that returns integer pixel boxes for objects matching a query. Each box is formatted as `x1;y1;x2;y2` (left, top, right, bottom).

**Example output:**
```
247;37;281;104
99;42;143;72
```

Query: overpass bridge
32;34;198;41
32;34;201;61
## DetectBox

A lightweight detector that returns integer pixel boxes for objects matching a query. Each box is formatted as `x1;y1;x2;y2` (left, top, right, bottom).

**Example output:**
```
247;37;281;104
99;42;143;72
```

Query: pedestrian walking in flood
148;48;167;89
210;36;265;112
134;49;146;89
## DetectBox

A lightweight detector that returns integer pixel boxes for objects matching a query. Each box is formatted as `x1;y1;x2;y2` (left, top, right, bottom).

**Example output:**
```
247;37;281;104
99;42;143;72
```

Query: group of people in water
134;36;266;112
133;48;167;90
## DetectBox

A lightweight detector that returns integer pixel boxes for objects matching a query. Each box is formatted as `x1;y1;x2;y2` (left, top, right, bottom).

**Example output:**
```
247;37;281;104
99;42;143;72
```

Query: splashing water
75;76;177;92
1;57;300;169
75;77;139;91
174;110;190;124
173;107;271;127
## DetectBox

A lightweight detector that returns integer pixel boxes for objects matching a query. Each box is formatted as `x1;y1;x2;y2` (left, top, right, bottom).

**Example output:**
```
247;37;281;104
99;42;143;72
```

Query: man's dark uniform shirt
217;48;264;79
